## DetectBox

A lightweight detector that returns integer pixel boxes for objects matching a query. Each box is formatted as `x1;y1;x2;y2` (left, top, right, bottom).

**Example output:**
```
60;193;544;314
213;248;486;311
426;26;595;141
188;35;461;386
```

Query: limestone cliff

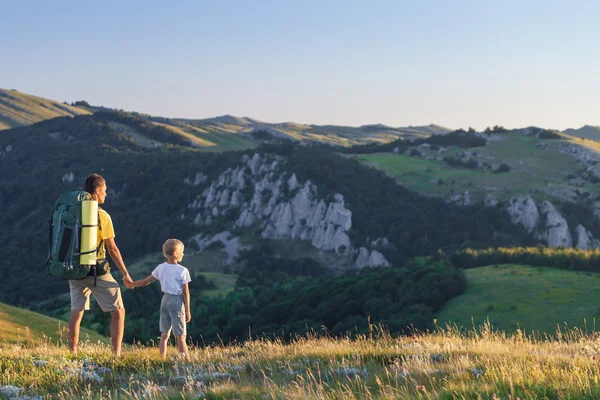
185;153;389;267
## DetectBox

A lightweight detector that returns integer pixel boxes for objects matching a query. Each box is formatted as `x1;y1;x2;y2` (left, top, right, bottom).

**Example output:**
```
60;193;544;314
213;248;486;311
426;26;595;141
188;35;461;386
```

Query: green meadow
0;301;107;344
356;132;594;203
437;264;600;335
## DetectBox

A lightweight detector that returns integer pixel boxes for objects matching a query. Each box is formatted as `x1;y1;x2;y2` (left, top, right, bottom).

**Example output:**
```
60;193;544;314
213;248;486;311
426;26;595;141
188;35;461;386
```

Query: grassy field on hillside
437;264;600;335
356;152;485;196
185;124;258;152
355;132;599;203
3;325;600;399
127;252;238;298
0;302;107;344
0;88;90;129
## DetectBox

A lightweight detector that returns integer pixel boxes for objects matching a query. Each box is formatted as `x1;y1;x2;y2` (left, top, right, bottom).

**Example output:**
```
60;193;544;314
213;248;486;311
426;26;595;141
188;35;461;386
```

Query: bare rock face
184;172;207;186
507;196;540;232
189;153;355;257
62;172;75;183
484;194;498;207
324;194;352;230
355;247;370;268
368;250;390;267
535;201;572;248
355;247;390;268
447;191;472;206
574;224;600;250
287;173;299;192
248;153;262;175
505;196;599;249
235;209;255;228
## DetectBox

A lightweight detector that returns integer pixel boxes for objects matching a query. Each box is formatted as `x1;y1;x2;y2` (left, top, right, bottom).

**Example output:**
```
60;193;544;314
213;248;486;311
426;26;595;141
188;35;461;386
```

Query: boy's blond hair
163;239;184;257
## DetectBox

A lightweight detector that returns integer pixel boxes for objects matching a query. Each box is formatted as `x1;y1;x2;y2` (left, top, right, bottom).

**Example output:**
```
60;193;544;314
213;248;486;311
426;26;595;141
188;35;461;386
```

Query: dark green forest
68;255;467;344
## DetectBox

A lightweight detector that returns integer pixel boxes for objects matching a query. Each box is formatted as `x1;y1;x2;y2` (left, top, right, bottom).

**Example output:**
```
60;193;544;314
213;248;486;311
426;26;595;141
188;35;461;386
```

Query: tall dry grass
2;321;600;399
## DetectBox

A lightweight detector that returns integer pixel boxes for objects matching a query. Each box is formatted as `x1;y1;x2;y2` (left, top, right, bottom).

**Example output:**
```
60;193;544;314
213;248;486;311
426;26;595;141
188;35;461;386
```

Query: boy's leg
68;310;84;353
175;335;190;361
159;330;171;359
109;308;126;357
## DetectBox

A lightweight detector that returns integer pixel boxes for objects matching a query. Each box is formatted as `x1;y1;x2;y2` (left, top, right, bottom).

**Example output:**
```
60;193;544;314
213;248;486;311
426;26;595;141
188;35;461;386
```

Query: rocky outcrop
184;172;207;186
185;153;357;258
287;173;299;191
62;172;75;183
507;196;540;232
447;191;472;206
535;201;572;247
542;185;582;203
574;224;600;250
557;142;600;180
484;194;498;207
505;195;598;249
355;247;390;268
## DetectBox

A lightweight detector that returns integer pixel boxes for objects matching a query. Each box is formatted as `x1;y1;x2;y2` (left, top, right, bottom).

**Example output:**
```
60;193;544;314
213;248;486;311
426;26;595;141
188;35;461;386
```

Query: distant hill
563;125;600;141
177;115;453;146
0;89;90;130
0;88;452;146
0;301;107;344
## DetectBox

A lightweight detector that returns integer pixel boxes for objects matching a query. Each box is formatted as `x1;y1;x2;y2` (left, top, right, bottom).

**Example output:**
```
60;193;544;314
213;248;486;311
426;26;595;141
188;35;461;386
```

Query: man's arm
105;237;133;284
182;283;191;323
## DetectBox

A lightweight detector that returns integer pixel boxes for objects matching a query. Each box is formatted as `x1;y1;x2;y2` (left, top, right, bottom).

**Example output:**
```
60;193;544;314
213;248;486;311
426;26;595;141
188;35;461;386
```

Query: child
130;238;192;360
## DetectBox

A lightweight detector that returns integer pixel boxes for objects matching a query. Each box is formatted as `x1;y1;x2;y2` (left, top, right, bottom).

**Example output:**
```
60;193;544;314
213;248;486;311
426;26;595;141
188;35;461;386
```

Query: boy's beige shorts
69;274;124;312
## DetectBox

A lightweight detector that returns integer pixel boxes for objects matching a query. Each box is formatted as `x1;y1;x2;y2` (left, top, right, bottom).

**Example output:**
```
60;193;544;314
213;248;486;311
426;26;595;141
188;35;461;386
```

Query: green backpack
46;191;107;281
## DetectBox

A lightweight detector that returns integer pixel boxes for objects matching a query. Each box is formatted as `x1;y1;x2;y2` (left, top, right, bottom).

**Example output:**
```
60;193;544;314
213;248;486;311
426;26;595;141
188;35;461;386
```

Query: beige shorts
69;274;124;312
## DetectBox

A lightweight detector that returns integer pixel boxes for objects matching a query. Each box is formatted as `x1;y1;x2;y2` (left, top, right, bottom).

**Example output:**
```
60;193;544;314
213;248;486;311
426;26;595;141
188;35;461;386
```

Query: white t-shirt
152;262;192;295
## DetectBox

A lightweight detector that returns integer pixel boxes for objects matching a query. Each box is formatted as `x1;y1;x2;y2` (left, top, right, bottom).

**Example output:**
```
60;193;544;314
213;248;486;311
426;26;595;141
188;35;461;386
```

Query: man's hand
186;311;192;323
122;274;134;288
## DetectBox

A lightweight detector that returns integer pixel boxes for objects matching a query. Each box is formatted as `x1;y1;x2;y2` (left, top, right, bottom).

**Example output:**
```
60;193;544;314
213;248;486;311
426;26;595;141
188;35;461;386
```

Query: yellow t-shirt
97;208;115;259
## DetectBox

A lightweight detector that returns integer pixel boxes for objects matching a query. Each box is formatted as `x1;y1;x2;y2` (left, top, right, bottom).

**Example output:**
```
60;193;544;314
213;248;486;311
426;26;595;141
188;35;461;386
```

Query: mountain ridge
0;89;90;129
0;88;452;145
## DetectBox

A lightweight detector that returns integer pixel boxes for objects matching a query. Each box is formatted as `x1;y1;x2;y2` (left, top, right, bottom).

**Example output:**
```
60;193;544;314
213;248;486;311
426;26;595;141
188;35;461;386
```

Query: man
67;173;133;357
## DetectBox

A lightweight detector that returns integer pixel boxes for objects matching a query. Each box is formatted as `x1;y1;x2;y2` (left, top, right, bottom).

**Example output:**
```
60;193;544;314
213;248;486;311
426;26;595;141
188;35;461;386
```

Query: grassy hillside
3;326;600;399
356;130;600;204
179;116;450;146
0;88;449;147
563;125;600;141
126;251;238;299
0;301;107;344
0;89;90;129
437;264;600;334
180;122;259;152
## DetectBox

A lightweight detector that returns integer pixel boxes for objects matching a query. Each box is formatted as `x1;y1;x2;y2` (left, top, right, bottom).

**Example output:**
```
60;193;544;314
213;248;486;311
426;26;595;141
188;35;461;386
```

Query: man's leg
68;309;84;353
109;308;126;357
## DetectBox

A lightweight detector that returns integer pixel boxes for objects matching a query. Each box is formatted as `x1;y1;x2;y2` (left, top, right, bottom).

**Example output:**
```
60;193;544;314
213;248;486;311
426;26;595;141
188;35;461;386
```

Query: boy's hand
124;279;135;289
186;312;191;323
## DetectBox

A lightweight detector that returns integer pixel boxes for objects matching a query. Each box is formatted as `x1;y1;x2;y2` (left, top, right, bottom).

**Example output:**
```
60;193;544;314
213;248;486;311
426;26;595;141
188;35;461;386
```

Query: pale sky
1;0;599;131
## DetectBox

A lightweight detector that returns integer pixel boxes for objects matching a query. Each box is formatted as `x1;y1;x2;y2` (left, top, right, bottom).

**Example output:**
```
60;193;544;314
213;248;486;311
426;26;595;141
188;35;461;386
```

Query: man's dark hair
83;173;105;194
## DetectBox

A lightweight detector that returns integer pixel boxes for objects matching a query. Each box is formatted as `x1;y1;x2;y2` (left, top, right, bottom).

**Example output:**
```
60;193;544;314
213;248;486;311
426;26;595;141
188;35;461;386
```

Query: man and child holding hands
67;173;192;359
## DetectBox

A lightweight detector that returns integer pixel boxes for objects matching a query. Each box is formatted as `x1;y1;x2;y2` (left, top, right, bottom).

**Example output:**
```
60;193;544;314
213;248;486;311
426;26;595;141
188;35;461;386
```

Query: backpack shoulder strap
96;206;104;258
98;206;104;231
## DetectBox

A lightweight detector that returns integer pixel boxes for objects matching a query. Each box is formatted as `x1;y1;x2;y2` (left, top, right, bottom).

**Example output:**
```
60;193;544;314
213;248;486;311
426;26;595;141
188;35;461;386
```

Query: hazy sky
1;0;598;130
